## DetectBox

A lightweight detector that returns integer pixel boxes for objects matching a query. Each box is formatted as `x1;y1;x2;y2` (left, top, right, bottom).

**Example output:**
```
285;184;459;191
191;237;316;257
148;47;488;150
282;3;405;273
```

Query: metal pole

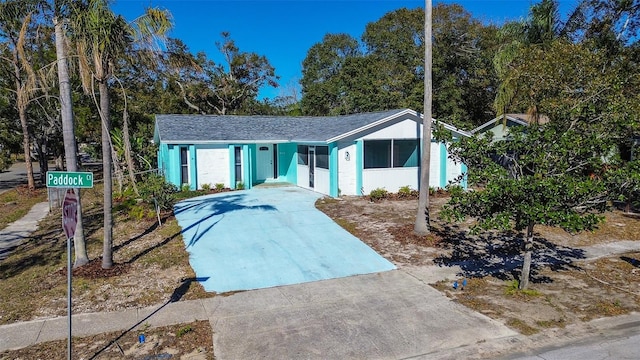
67;235;72;360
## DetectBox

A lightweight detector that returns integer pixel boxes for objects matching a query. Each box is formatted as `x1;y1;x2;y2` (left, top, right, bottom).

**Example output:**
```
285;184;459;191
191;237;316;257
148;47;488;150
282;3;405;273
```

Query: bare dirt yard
316;193;640;336
1;185;639;359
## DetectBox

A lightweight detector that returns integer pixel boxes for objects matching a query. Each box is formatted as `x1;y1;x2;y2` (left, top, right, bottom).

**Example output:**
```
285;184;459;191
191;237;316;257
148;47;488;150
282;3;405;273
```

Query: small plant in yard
504;280;541;297
369;188;388;201
215;183;225;190
181;183;190;192
138;173;178;211
177;325;193;337
201;183;211;191
236;182;245;190
397;185;418;199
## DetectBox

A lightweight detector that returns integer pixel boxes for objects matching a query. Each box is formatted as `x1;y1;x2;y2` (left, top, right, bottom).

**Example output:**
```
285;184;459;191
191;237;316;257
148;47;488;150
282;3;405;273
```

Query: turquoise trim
242;144;251;189
440;143;447;188
329;142;339;197
461;163;468;189
166;145;181;187
249;144;257;188
355;140;363;195
229;145;236;189
189;144;197;190
278;143;297;183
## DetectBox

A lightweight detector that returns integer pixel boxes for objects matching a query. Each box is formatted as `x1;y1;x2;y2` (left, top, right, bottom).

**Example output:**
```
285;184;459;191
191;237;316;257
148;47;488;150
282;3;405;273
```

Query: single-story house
153;108;469;197
471;113;549;141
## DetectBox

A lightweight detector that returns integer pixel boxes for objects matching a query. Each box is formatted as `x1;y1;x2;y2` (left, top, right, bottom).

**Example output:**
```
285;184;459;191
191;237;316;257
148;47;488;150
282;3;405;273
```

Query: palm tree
414;0;432;235
53;0;90;267
72;0;171;269
0;1;41;191
494;0;565;118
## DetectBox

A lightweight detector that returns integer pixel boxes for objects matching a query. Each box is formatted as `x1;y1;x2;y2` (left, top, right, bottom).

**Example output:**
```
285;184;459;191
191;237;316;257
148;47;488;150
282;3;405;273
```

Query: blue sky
112;0;580;100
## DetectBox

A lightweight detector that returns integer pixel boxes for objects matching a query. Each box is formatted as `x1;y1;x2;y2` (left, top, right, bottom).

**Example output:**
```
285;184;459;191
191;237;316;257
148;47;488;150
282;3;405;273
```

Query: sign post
62;189;78;360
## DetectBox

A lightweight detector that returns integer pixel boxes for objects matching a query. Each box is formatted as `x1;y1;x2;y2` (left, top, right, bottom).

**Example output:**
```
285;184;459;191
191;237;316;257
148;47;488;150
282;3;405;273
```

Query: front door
256;144;274;181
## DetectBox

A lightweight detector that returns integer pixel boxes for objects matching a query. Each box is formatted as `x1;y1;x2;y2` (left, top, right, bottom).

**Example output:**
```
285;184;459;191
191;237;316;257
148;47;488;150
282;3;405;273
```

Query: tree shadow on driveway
433;226;586;284
174;193;276;248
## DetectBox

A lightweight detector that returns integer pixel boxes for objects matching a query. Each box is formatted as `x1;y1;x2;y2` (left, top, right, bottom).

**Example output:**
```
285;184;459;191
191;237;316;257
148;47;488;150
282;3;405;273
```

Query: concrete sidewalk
2;270;639;359
0;202;49;261
0;299;209;351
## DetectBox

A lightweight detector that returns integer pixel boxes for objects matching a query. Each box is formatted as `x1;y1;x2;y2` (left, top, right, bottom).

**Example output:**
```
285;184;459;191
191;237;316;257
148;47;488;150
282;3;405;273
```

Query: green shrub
181;183;191;192
398;185;414;198
128;204;153;220
138;173;178;211
369;188;388;201
0;150;12;171
201;183;211;191
177;325;193;337
236;182;245;190
215;183;225;190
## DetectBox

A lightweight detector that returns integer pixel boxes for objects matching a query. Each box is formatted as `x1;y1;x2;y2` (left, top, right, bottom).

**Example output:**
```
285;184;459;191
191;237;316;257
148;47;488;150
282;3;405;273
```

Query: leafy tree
444;124;611;289
301;33;361;115
171;32;279;115
443;40;638;289
493;0;569;117
300;4;499;127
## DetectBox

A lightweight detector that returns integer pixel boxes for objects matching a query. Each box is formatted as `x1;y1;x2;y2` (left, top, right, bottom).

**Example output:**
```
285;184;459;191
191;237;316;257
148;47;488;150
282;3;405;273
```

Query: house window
393;139;419;167
180;147;189;185
316;146;329;169
297;145;308;165
364;139;419;169
234;146;242;182
364;140;391;168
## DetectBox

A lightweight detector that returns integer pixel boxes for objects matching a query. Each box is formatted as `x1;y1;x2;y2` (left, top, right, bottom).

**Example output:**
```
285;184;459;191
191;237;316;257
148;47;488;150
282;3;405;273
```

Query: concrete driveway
174;186;395;293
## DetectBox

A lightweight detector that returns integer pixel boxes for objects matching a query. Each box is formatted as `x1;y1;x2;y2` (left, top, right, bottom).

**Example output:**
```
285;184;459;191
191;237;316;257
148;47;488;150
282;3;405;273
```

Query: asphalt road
504;324;640;360
0;161;41;194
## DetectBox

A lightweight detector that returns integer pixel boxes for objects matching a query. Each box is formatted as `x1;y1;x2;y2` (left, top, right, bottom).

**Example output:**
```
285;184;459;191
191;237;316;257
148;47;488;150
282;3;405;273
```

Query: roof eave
327;109;417;143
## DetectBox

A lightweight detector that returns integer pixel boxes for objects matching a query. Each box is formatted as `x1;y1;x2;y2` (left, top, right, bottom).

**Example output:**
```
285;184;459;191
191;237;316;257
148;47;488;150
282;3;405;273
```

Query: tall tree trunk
122;111;139;195
54;17;89;267
13;64;35;191
99;80;113;269
414;0;433;235
18;105;35;190
519;222;535;290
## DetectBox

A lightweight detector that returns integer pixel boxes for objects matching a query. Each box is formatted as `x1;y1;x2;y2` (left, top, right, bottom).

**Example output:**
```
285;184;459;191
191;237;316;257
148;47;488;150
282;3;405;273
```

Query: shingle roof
155;109;411;143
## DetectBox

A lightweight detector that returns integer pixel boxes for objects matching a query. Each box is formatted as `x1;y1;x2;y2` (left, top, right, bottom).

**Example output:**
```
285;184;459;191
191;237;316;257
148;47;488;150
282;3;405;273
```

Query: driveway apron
174;187;396;293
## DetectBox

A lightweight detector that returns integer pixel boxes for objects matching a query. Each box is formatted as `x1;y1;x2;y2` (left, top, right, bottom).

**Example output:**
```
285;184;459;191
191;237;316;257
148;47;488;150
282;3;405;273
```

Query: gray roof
155;109;413;143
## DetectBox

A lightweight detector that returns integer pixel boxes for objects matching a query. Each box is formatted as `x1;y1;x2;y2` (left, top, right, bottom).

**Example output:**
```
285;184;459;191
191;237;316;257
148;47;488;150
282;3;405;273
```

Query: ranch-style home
153;108;469;197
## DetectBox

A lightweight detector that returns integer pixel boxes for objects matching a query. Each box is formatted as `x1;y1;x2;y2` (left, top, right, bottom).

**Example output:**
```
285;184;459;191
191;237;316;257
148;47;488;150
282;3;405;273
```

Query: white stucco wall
446;150;462;187
361;118;423;140
315;168;330;195
196;145;230;189
338;142;357;195
297;164;309;189
362;168;419;194
429;142;441;188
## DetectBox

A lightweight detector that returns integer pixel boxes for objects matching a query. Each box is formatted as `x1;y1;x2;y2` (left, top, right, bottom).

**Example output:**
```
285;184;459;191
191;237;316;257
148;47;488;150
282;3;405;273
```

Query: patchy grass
0;186;47;230
506;318;539;335
0;320;213;359
0;183;210;325
318;195;640;336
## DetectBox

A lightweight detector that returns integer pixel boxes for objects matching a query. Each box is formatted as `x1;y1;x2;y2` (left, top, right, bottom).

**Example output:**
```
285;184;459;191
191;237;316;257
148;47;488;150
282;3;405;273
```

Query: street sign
47;171;94;188
62;189;78;240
